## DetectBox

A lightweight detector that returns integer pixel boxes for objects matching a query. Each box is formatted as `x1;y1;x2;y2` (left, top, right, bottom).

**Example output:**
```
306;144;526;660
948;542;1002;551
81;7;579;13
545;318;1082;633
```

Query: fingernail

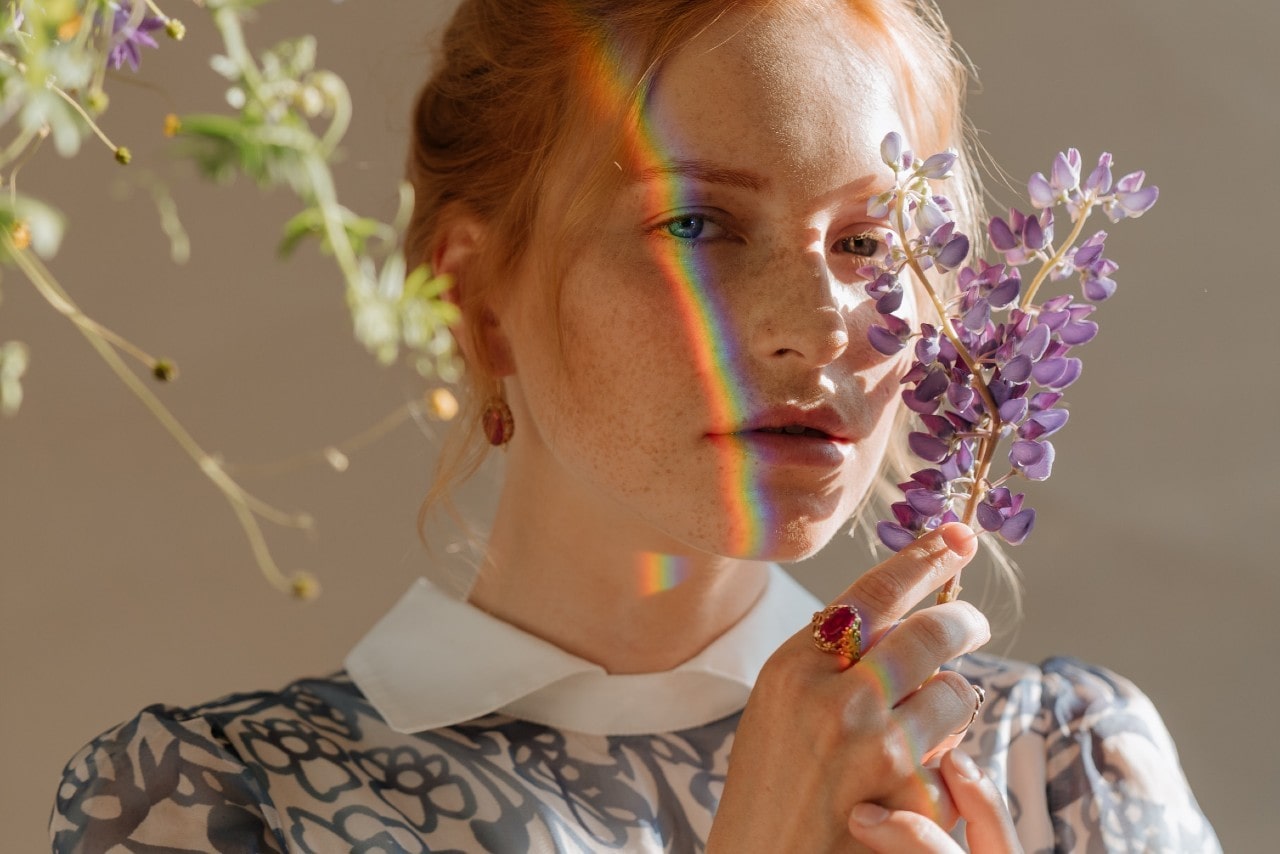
850;803;889;826
952;749;982;781
940;523;976;554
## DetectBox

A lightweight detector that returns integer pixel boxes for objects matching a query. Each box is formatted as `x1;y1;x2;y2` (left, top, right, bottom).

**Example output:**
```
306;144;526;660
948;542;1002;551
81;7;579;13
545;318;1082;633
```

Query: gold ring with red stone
811;604;863;661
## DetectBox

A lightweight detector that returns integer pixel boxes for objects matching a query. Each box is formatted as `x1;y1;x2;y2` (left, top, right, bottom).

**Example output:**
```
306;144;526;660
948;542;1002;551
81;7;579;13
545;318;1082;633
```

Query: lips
708;404;856;468
736;404;854;442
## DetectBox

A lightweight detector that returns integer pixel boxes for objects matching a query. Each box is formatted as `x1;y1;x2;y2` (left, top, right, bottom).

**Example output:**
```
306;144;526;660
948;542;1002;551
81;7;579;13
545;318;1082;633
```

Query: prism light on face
497;3;913;565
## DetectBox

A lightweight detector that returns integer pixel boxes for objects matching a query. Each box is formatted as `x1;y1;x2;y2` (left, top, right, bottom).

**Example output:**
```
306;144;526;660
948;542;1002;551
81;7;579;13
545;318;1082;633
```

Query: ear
431;216;516;377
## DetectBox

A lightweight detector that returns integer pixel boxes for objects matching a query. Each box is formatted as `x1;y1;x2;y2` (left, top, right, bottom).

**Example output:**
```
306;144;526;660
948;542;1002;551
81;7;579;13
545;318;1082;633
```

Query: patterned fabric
50;654;1220;853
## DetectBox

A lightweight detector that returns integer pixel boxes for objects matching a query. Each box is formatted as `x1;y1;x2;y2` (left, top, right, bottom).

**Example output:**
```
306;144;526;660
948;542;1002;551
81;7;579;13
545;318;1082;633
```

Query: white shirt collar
345;564;821;736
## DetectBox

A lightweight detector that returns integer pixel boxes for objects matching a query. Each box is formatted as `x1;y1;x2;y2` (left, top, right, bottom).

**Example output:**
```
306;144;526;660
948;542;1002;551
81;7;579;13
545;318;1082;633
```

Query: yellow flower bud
11;221;31;251
427;387;459;421
86;89;109;114
57;14;82;41
290;572;321;601
114;146;132;165
163;113;181;137
151;359;177;381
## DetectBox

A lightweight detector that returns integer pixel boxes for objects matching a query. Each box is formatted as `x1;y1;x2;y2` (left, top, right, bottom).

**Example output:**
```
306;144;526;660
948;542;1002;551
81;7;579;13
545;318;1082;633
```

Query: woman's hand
707;523;990;854
846;749;1022;852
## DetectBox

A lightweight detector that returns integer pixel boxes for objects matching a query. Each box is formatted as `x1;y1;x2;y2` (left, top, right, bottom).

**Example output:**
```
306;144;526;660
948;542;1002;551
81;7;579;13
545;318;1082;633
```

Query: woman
51;0;1219;851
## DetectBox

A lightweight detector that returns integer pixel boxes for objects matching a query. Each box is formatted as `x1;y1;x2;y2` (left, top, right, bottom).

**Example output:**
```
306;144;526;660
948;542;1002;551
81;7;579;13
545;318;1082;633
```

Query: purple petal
936;234;970;271
891;501;919;528
1031;357;1068;386
987;486;1014;509
1053;358;1083;389
866;271;898;297
1115;170;1146;192
947;382;975;411
909;432;950;463
1011;439;1055;480
913;368;949;402
1018;323;1052;361
1117;185;1159;217
1050;151;1079;192
1009;438;1047;468
1001;354;1033;383
976;502;1005;532
881;132;904;169
1060;319;1099;346
1073;232;1107;269
877;521;917;552
915;335;940;365
988;217;1019;251
962;298;990;331
1030;391;1062;411
988;276;1021;308
998;396;1029;424
920;414;955;439
1027;173;1055;209
1083;275;1117;301
1023;215;1046;251
902;388;940;415
1084;153;1113;195
919;150;958;179
1020;408;1070;439
905;489;948;517
876;289;904;314
917;199;950;235
868;324;906;355
911;468;948;491
1000;508;1036;544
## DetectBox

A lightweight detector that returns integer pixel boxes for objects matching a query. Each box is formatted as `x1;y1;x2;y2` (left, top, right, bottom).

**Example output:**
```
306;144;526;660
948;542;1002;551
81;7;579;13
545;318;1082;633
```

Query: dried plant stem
223;399;417;478
4;234;312;596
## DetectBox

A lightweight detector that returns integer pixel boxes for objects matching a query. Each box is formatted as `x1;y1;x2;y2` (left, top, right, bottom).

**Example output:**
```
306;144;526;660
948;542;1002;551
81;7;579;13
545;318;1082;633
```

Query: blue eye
665;215;706;240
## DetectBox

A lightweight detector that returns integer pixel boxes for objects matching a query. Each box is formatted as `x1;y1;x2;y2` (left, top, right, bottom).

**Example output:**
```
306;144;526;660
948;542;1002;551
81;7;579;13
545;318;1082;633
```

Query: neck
468;449;771;674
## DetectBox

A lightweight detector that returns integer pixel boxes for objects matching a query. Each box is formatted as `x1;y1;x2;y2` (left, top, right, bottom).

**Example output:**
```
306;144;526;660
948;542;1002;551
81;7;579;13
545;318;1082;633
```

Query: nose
750;247;850;368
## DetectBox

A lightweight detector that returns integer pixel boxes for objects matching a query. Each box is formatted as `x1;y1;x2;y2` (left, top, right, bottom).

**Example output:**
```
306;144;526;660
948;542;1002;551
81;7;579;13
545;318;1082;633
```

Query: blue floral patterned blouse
50;569;1221;852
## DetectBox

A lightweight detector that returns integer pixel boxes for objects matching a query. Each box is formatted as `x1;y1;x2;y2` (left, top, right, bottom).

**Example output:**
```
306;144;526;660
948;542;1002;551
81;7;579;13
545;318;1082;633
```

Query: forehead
641;2;904;196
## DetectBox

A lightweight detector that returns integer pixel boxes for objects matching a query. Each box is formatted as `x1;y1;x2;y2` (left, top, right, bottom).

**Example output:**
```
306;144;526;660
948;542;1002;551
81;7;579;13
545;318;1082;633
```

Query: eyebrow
632;159;769;192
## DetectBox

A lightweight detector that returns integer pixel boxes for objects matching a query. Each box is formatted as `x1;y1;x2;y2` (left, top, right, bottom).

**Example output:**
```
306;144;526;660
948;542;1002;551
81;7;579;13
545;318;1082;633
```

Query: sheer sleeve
1036;657;1220;853
50;704;287;853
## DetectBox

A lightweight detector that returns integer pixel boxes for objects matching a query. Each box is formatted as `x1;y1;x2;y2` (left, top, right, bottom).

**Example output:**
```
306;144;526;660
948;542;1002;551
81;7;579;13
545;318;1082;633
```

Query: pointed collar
345;564;821;736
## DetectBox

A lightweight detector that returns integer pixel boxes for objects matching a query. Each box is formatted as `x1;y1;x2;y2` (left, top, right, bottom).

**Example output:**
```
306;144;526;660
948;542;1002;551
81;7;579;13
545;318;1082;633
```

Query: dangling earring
481;389;514;447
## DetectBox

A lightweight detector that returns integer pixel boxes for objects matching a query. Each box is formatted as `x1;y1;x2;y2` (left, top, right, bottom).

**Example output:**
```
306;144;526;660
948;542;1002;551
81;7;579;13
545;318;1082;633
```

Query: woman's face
496;3;914;562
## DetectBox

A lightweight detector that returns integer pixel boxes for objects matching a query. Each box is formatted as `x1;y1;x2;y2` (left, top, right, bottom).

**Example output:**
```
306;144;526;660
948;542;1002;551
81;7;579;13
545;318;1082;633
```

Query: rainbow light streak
577;27;771;557
857;656;943;800
636;552;691;595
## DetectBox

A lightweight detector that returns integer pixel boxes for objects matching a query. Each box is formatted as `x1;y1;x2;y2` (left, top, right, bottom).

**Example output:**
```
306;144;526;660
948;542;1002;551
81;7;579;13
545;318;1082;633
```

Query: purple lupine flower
864;133;1157;557
107;3;165;71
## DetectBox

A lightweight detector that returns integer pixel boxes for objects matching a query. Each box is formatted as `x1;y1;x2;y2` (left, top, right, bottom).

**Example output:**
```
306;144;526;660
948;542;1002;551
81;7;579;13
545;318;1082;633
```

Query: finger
941;749;1022;853
847;801;964;853
892;671;982;762
838;524;978;647
858;601;989;704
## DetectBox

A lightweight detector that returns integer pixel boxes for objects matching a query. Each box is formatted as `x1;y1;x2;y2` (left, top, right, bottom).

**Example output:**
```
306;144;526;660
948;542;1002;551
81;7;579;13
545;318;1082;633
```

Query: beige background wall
2;1;1275;850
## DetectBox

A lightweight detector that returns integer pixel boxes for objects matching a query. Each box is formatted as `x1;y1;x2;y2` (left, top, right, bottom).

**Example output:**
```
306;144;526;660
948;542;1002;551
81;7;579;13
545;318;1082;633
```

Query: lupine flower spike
865;133;1157;603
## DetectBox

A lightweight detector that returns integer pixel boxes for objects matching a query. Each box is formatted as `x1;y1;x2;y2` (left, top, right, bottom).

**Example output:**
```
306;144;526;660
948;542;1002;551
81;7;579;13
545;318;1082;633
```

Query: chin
713;516;843;563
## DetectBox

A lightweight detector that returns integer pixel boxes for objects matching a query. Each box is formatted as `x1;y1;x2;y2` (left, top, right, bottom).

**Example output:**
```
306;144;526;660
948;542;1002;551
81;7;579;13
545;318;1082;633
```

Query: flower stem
1019;202;1094;310
50;81;121;155
5;234;313;596
891;196;1001;604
